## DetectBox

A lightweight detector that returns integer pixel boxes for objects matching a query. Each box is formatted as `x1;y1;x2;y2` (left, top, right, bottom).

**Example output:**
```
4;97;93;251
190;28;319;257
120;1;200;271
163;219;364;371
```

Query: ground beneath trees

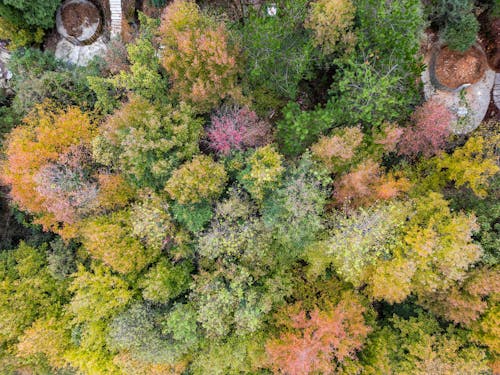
435;46;486;89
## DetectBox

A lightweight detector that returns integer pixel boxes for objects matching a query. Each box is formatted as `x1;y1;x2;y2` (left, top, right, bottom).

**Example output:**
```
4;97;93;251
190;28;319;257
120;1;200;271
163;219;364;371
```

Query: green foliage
441;12;479;52
139;258;193;303
355;0;424;76
239;145;285;202
276;102;335;157
88;13;168;114
428;0;479;52
240;0;316;100
80;210;159;274
68;263;133;324
0;0;60;29
108;303;187;365
0;16;43;49
329;58;416;127
304;202;409;285
171;201;214;233
0;242;68;346
93;97;203;190
262;154;330;254
361;312;490;374
8;49;96;116
165;155;227;205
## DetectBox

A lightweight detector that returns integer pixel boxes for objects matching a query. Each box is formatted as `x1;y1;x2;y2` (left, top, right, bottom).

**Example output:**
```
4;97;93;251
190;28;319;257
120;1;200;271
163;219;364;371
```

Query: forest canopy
0;0;499;374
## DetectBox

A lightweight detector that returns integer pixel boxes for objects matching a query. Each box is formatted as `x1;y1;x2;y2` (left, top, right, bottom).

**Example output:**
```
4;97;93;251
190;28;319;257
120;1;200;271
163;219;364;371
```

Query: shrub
159;0;241;112
398;99;452;158
165;155;227;205
305;0;356;55
428;0;479;52
0;16;43;49
206;106;273;155
441;12;479;52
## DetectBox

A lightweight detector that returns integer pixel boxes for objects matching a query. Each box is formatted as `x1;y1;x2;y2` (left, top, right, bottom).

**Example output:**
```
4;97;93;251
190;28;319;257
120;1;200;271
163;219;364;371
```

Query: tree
88;13;169;114
0;242;68;346
262;154;330;254
239;0;315;101
16;316;72;370
131;191;174;251
419;267;500;326
159;0;241;112
0;0;60;29
206;106;273;155
304;201;410;285
429;0;479;52
68;263;133;324
311;126;364;172
80;210;159;274
239;145;285;202
108;303;194;365
436;136;499;198
276;102;334;157
165;155;227;205
333;159;410;208
398;99;452;158
265;292;371;375
305;0;356;55
8;49;96;116
93;96;203;190
1;103;97;235
139;258;193;304
366;192;483;303
361;313;490;374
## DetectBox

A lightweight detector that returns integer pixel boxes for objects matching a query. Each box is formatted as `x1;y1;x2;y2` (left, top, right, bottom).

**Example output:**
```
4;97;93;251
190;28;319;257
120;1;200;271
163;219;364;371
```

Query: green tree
239;145;285;202
93;96;203;190
80;210;159;274
165;155;227;205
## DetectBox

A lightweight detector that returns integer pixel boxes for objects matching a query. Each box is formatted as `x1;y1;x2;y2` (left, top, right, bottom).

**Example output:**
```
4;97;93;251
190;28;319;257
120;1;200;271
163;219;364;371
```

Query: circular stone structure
56;0;103;45
432;45;487;91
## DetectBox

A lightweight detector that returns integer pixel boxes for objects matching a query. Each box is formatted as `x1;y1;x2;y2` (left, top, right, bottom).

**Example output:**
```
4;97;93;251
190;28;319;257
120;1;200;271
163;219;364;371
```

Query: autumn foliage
206;106;273;155
266;293;371;375
398;99;453;158
159;0;241;111
333;159;410;208
2;103;96;233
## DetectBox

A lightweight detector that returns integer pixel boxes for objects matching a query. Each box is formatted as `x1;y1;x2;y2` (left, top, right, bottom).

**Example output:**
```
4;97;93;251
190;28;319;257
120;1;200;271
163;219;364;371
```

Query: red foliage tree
398;99;453;158
206;106;273;155
266;293;371;375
